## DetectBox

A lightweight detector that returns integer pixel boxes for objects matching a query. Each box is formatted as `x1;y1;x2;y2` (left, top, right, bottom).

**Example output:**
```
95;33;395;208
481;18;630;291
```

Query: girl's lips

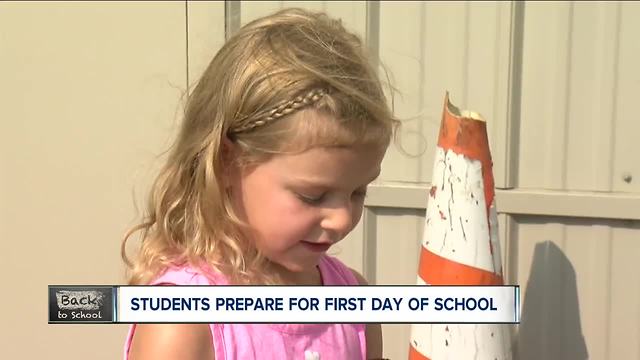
301;241;332;252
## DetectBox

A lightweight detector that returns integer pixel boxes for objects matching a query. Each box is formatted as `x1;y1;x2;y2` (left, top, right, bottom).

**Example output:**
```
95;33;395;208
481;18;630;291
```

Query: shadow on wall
516;241;588;360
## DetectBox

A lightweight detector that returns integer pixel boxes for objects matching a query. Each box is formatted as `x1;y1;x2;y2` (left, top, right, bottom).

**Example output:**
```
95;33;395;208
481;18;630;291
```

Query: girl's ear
220;135;240;188
221;136;236;165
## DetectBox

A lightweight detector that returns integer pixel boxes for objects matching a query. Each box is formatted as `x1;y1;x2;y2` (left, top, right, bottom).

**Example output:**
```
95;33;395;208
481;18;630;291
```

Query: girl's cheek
288;199;323;223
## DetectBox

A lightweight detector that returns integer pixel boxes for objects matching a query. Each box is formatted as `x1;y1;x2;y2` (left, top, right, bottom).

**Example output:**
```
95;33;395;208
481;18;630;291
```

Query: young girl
122;7;397;360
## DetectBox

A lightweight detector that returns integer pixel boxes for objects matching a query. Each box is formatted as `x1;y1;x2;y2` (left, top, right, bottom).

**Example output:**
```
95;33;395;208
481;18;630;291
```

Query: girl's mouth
301;241;332;252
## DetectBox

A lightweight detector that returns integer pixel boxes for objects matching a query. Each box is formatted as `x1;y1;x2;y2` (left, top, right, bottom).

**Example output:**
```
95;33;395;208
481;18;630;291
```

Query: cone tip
444;91;486;122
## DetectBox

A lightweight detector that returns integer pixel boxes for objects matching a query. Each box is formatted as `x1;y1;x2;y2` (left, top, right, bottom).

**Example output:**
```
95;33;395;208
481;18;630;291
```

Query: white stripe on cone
424;147;500;274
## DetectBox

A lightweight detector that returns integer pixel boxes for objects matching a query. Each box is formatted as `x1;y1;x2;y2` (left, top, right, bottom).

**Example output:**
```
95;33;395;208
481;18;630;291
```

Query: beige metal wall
356;2;640;359
0;2;218;359
2;1;638;359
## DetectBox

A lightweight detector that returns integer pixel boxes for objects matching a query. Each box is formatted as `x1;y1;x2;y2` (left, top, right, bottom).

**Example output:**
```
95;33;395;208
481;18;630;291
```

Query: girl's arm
128;323;215;360
350;269;384;360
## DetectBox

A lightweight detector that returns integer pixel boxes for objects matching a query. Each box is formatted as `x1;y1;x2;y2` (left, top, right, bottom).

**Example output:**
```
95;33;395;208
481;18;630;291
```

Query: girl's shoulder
151;262;225;286
152;256;361;286
124;263;221;359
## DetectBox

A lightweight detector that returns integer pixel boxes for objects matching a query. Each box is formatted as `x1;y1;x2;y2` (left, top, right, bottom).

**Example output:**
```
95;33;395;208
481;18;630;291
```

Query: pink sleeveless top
123;255;367;360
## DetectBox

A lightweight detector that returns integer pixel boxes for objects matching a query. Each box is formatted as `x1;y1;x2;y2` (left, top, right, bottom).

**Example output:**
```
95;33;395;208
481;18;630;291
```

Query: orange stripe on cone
409;344;432;360
418;247;503;286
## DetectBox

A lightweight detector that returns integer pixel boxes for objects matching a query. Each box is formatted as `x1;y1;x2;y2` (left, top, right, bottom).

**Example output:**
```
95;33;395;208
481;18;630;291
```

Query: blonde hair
121;8;399;285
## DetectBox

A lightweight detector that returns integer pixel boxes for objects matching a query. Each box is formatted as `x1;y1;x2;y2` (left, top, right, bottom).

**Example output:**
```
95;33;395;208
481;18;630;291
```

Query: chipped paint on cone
423;148;496;274
409;93;512;360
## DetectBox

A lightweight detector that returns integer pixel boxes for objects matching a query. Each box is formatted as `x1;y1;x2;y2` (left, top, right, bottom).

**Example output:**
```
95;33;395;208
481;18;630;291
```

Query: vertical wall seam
504;1;525;190
365;0;380;69
561;3;575;190
605;226;613;358
607;3;621;193
605;5;622;356
185;1;190;93
362;208;378;284
417;2;426;183
364;1;380;284
462;1;470;106
225;0;241;41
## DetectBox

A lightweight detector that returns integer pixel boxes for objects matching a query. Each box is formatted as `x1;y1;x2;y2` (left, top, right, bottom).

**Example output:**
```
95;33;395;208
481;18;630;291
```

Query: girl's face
228;135;386;282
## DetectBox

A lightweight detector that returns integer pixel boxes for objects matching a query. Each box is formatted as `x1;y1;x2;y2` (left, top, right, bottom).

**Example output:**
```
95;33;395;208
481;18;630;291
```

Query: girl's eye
296;189;367;205
297;193;325;205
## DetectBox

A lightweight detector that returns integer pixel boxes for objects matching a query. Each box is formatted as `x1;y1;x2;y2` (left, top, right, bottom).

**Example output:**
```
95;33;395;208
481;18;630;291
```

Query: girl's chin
276;261;318;274
269;259;322;285
267;249;325;271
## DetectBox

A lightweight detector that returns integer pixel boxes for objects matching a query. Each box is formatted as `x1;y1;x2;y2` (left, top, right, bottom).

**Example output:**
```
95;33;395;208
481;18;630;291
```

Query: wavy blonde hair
122;8;399;285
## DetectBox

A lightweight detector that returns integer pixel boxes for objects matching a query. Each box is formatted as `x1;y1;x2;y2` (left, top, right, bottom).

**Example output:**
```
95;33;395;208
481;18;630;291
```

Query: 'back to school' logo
49;286;115;323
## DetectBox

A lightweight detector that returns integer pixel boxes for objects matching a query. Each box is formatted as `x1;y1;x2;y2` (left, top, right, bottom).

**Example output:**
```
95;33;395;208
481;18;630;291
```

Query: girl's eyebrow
291;169;381;188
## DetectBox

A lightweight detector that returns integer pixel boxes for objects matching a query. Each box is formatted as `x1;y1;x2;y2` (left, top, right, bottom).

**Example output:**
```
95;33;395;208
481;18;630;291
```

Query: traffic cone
409;93;512;359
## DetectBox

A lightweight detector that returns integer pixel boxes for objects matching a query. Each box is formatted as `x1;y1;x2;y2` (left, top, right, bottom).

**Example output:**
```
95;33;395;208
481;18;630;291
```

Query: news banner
49;285;520;324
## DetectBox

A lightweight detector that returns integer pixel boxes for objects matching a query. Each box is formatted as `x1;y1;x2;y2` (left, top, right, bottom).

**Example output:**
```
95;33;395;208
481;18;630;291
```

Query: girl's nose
320;204;354;237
